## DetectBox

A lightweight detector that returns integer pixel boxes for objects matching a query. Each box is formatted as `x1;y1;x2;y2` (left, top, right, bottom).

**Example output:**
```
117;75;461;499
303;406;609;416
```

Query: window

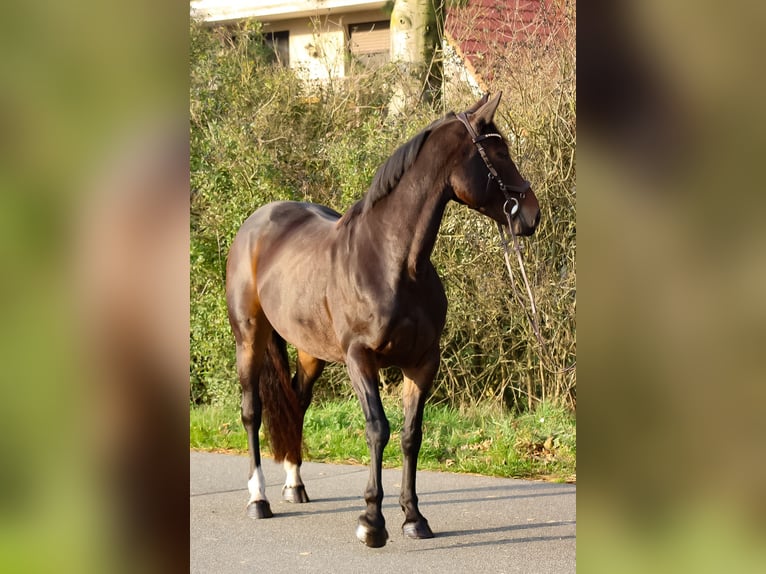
347;21;390;71
264;30;289;66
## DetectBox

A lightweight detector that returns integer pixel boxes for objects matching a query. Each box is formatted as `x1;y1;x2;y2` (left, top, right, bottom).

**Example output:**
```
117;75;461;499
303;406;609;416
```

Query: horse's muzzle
508;208;540;236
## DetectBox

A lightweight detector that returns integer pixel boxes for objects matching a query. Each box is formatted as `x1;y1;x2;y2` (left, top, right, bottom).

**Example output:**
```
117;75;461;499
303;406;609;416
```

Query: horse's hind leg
231;309;274;519
282;349;325;503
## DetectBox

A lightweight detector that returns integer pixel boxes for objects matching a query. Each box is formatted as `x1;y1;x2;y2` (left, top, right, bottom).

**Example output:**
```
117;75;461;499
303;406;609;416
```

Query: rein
455;112;574;377
498;200;576;377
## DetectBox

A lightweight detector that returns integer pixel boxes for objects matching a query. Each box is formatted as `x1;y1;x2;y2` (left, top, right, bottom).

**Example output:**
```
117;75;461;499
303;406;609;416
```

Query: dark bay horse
225;93;540;547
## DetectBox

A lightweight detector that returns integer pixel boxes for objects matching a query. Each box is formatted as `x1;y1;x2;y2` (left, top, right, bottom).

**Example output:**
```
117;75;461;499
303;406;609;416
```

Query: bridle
455;112;531;218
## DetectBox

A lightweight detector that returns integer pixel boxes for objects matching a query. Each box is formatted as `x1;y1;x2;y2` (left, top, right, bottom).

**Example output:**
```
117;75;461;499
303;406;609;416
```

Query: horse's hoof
246;500;273;519
356;522;389;548
282;485;310;503
403;518;434;539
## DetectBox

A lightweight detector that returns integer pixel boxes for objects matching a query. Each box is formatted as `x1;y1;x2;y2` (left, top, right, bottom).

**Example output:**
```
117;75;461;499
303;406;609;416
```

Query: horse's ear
465;93;490;114
471;91;502;126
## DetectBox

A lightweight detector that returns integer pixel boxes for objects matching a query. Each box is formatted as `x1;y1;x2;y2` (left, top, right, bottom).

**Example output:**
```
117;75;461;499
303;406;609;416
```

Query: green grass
190;395;575;482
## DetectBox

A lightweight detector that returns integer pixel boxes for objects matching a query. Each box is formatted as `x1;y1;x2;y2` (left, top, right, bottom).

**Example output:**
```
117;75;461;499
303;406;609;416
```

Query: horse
225;92;540;547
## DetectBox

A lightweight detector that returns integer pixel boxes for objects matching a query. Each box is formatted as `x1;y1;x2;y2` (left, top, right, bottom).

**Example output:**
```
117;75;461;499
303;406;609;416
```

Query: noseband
455;112;531;217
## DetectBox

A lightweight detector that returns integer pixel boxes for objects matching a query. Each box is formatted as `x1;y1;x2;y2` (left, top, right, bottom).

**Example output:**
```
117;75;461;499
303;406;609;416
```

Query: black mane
338;114;453;225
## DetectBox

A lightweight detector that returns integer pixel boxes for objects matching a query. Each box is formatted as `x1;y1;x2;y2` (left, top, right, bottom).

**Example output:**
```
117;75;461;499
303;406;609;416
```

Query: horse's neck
360;174;451;281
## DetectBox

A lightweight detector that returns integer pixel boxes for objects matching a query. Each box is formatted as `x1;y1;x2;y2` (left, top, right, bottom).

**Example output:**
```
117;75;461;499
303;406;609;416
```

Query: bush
190;10;575;411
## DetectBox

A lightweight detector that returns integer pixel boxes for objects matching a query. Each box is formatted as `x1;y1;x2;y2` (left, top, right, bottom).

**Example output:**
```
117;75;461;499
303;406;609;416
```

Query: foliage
435;5;577;409
190;7;575;412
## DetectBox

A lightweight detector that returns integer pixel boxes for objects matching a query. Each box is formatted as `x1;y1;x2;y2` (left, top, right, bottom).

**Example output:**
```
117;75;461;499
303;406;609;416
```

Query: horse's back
237;201;340;239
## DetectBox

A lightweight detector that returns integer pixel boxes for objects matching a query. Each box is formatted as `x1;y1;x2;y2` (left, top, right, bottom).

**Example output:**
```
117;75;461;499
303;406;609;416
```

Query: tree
388;0;445;114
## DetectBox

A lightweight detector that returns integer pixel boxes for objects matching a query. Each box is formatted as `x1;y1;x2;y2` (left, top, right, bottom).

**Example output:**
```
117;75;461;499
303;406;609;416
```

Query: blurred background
0;1;189;572
579;0;766;571
0;0;765;572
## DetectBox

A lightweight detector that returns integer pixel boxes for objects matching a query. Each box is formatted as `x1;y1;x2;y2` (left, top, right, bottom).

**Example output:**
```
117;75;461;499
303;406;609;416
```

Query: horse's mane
338;113;454;226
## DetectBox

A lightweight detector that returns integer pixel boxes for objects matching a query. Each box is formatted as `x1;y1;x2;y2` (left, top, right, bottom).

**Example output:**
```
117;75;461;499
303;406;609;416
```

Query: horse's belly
253;210;344;362
267;301;344;364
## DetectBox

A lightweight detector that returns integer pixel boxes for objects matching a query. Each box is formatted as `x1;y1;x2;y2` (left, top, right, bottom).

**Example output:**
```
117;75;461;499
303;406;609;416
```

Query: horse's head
448;93;540;237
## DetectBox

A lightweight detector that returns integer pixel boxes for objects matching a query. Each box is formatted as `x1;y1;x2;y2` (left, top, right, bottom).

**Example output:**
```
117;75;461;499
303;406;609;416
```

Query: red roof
445;0;573;87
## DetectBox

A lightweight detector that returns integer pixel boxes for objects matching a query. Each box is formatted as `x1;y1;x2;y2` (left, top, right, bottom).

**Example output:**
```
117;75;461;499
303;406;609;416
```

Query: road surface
190;451;575;573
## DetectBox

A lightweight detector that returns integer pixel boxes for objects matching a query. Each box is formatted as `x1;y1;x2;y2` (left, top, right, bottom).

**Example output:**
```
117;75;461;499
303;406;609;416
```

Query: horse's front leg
400;353;439;539
346;343;390;547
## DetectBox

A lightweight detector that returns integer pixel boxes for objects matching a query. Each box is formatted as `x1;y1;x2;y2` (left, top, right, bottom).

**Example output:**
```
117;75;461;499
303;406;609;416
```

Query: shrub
190;9;575;411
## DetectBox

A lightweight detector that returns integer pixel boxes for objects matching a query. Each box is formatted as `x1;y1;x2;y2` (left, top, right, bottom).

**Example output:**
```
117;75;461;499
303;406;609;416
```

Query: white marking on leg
283;459;303;488
247;465;268;505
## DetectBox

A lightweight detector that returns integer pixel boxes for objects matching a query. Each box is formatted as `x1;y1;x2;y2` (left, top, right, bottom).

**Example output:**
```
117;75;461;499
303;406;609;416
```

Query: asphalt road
190;451;576;573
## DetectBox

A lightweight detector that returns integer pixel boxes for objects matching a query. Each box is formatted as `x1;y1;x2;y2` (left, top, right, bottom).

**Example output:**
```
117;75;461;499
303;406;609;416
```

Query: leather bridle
455;112;531;217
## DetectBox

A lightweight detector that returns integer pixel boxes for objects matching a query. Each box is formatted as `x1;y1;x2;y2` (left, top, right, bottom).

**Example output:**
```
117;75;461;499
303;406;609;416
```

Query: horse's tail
259;331;303;463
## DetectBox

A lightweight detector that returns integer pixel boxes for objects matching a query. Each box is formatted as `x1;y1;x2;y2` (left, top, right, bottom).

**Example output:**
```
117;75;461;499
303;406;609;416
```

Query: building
190;1;570;90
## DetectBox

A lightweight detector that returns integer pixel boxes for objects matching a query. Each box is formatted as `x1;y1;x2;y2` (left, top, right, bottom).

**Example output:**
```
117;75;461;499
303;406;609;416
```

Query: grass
190;394;576;483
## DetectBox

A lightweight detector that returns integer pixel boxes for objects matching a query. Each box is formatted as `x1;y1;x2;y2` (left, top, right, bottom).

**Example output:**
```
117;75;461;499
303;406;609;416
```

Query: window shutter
349;21;390;56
